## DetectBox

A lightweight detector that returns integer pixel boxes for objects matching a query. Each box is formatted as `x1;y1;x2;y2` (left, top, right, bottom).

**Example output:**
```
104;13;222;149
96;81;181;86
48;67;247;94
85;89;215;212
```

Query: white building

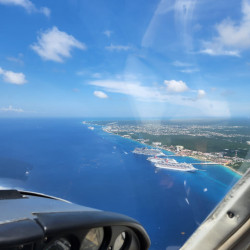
176;145;184;152
152;142;162;146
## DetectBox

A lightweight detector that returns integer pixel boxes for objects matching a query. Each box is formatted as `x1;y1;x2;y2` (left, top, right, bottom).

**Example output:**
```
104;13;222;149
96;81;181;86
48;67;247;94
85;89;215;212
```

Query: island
85;119;250;175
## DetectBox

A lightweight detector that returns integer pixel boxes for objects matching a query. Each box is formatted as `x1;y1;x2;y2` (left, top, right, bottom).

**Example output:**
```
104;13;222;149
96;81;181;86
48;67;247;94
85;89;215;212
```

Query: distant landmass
88;118;250;174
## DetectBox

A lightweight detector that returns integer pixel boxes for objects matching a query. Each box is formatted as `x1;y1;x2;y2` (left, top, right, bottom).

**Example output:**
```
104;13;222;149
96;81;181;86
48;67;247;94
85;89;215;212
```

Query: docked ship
133;147;165;156
134;147;197;172
154;162;197;172
147;156;177;164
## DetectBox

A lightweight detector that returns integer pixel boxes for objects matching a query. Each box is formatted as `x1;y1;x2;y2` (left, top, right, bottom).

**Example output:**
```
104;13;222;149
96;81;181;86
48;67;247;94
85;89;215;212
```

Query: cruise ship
147;157;177;164
133;147;165;156
154;162;197;172
147;156;197;172
134;148;197;172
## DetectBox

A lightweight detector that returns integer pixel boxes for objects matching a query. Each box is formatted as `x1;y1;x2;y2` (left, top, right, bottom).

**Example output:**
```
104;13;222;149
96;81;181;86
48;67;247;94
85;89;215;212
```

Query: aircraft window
0;0;249;249
80;227;104;250
113;232;127;250
44;238;71;250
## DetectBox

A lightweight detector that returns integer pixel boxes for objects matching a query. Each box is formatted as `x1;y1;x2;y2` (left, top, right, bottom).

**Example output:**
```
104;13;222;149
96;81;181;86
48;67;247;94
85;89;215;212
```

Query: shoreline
159;146;242;176
100;126;242;176
184;154;242;176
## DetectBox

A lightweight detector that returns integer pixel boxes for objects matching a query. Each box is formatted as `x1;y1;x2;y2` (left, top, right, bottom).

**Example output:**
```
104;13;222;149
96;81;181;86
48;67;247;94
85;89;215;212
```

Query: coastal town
99;121;250;174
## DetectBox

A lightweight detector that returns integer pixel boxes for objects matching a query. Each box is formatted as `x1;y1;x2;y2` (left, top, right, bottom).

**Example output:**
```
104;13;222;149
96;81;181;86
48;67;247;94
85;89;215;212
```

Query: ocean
0;118;241;249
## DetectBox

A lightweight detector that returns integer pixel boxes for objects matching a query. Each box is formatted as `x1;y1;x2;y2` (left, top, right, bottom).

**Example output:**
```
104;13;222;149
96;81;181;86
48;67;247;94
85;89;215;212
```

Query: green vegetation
229;162;250;174
94;119;250;174
124;133;250;158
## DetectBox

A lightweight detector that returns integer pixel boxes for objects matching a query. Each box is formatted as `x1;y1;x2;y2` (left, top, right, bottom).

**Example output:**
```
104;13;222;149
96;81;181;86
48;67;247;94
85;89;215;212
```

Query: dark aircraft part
0;190;150;250
181;169;250;250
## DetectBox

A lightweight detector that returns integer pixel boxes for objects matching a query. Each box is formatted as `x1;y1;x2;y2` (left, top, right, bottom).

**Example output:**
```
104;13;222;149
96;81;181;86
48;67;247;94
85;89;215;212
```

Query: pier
191;162;226;166
165;155;226;165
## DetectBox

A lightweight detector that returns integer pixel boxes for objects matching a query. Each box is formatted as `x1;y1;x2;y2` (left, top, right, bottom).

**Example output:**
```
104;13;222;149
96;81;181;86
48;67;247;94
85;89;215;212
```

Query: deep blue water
0;119;241;249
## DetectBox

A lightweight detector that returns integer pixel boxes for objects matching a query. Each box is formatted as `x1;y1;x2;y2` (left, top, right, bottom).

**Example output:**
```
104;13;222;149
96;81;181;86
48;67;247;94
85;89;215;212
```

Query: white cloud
103;30;113;38
164;80;188;93
7;56;24;65
0;67;27;84
73;88;80;92
0;105;24;112
173;61;199;73
172;61;199;73
76;71;102;78
180;68;199;73
76;70;87;76
89;78;229;117
197;89;206;98
92;73;102;78
0;0;50;17
89;80;165;101
200;47;240;57
201;0;250;56
173;61;193;67
40;6;50;17
94;91;108;99
31;26;86;63
0;0;34;11
105;44;131;51
3;71;26;84
89;79;188;100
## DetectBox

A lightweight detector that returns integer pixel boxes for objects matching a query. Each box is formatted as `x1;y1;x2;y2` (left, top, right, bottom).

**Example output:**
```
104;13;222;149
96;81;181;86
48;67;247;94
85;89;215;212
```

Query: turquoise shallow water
0;119;241;249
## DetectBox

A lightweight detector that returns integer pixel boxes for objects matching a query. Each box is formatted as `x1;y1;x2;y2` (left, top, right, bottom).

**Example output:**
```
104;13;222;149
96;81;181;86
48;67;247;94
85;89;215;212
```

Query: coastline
186;154;242;176
100;126;242;177
159;146;242;176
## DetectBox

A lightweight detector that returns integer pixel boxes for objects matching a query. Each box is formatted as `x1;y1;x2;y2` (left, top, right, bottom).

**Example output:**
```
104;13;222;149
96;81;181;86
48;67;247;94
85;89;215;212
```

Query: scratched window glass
0;0;249;249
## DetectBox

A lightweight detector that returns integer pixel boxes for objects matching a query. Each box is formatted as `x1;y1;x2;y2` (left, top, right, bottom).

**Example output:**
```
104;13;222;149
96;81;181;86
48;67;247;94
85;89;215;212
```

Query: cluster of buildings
102;122;248;140
102;122;250;170
161;145;233;165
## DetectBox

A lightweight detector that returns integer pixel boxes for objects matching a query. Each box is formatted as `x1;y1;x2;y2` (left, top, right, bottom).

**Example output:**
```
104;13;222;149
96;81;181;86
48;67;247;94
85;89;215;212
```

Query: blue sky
0;0;250;118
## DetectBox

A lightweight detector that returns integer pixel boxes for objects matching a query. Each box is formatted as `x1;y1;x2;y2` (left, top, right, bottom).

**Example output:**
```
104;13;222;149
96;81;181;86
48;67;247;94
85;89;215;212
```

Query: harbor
133;147;198;172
